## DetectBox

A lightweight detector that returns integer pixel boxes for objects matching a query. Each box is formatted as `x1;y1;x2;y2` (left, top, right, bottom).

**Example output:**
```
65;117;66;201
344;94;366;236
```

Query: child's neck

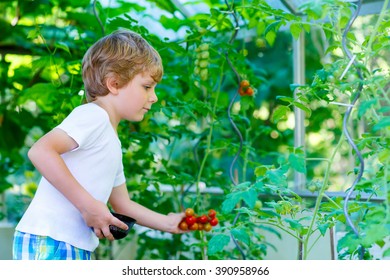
92;100;119;131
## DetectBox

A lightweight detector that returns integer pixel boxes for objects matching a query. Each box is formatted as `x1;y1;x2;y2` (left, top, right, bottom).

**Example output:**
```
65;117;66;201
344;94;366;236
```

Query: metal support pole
293;32;306;190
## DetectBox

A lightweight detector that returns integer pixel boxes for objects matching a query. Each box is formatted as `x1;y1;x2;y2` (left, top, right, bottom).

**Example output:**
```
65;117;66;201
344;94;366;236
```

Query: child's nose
150;91;158;103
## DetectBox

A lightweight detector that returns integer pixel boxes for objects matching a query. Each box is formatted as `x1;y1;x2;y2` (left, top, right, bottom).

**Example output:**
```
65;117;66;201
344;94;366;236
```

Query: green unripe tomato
199;60;208;68
256;38;266;48
199;51;209;59
200;68;208;81
199;43;209;51
307;184;317;193
327;75;335;83
194;67;200;75
254;200;263;210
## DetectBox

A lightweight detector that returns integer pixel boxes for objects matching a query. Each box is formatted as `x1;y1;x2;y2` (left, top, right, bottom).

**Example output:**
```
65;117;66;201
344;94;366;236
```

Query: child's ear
106;76;120;95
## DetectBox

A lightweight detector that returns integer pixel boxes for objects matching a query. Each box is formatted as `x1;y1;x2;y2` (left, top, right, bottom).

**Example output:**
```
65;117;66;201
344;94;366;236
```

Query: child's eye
144;86;151;90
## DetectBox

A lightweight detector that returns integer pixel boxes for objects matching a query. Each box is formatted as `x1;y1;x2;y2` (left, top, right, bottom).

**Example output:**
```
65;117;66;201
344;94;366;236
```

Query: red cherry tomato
240;80;250;88
189;223;199;231
244;87;254;96
197;215;208;224
208;209;217;218
210;217;219;226
186;216;196;226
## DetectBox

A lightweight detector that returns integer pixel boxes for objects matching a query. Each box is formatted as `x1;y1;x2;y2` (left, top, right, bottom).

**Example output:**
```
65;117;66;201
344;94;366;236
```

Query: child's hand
81;200;128;240
166;212;188;234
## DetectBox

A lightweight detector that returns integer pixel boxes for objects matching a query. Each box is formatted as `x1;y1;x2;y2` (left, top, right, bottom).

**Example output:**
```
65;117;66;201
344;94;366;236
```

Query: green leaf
276;96;294;103
272;105;290;123
372;117;390;132
264;20;282;35
317;222;330;236
383;248;390;258
361;224;390;247
257;208;281;219
221;193;240;213
147;0;177;14
253;181;264;192
266;168;287;187
20;83;59;111
184;106;198;120
290;22;302;40
378;106;390;113
27;28;40;39
233;181;251;191
292;101;311;117
298;95;310;103
235;207;257;216
265;30;277;46
254;165;267;177
242;188;257;209
256;21;266;35
337;233;360;253
231;229;250;246
162;107;172;117
207;234;230;255
288;153;306;174
221;187;258;213
284;218;304;233
358;100;376;118
378;149;390;164
54;42;71;55
302;23;311;33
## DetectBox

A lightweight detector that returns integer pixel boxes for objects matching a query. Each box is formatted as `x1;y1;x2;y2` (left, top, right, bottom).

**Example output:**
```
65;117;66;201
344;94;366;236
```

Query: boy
13;29;185;260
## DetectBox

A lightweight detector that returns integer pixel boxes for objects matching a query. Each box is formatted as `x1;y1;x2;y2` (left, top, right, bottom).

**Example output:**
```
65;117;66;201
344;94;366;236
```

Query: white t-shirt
16;103;126;251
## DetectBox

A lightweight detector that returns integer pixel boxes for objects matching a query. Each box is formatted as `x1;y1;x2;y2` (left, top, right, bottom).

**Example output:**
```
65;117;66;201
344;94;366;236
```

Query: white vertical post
293;32;306;190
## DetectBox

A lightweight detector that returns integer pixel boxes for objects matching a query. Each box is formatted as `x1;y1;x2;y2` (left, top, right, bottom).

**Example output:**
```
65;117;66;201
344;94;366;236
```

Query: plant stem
323;193;342;209
307;231;324;254
194;61;225;260
375;81;390;104
384;158;389;223
306;157;330;163
195;65;224;205
242;129;251;182
365;0;389;66
302;133;345;259
255;221;303;243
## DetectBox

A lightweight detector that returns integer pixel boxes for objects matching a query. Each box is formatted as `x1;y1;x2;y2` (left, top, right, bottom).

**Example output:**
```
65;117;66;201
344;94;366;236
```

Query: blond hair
82;29;163;102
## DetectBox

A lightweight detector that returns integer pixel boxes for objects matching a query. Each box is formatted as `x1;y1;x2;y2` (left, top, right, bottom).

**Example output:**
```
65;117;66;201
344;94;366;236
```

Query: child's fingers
111;216;129;231
168;212;188;234
93;228;104;239
102;226;116;241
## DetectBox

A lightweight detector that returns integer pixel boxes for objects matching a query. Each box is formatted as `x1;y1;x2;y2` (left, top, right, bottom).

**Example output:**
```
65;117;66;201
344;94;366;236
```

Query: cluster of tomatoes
238;79;254;96
179;208;218;232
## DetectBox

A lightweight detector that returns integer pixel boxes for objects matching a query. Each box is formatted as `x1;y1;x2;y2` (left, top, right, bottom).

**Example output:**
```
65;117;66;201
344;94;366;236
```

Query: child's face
115;72;158;122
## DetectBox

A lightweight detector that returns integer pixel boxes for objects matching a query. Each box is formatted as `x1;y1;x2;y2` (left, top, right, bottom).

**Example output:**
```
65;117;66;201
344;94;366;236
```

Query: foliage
0;0;389;260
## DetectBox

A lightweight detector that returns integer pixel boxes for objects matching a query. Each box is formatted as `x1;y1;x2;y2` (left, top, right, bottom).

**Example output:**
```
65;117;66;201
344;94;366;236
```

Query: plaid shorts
13;231;91;260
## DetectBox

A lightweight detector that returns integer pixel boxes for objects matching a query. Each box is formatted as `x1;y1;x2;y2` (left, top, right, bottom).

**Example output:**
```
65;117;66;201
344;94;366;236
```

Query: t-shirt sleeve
55;104;108;150
114;163;126;187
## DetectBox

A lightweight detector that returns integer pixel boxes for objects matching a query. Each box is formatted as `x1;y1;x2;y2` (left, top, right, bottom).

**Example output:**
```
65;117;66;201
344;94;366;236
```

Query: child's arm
28;128;128;240
109;183;186;234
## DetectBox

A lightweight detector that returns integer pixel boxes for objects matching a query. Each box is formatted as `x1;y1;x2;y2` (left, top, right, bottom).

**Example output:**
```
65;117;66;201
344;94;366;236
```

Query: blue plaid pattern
13;231;91;260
